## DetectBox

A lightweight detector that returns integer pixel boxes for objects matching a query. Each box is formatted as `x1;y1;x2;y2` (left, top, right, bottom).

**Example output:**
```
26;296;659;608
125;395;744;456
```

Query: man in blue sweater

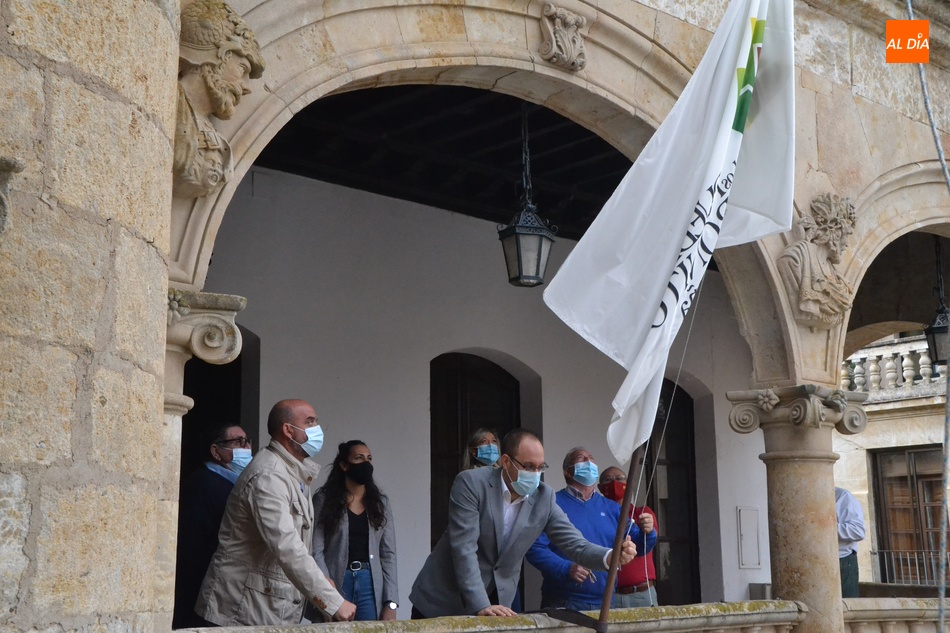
526;447;656;611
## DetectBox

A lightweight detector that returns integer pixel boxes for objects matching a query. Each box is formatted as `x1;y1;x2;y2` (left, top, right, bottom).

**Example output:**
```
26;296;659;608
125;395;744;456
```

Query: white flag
543;0;794;463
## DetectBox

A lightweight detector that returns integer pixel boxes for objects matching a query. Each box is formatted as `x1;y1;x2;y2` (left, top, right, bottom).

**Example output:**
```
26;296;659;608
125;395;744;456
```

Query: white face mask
228;447;252;474
289;424;324;458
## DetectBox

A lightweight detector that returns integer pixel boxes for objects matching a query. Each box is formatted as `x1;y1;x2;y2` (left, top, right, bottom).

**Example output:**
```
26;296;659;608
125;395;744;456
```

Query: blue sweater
525;488;657;603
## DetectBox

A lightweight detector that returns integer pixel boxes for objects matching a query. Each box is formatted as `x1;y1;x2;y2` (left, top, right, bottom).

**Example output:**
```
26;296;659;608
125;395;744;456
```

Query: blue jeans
614;586;657;608
541;595;607;612
342;567;377;620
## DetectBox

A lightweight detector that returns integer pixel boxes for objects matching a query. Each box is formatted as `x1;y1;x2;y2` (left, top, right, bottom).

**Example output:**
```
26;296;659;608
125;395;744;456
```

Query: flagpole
598;450;642;625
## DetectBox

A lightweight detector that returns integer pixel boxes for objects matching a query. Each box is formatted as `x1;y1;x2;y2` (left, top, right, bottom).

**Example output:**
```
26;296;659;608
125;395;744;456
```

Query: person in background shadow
462;428;501;470
173;423;251;628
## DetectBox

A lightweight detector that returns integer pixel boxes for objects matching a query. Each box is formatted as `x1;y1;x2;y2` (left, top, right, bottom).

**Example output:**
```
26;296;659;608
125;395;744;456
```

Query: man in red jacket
599;467;658;608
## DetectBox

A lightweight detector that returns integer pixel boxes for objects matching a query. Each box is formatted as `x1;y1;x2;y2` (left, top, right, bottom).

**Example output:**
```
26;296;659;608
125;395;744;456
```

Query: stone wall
0;0;178;630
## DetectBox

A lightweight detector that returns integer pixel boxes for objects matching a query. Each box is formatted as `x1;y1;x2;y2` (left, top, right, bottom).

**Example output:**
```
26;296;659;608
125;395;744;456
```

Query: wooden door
429;353;521;548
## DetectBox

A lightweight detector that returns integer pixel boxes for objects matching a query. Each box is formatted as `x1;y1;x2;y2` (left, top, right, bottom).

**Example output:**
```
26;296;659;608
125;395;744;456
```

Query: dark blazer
311;490;398;616
409;466;610;617
173;466;235;628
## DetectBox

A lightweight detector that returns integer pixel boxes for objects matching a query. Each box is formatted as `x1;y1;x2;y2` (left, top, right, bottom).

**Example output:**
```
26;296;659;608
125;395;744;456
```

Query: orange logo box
886;20;930;63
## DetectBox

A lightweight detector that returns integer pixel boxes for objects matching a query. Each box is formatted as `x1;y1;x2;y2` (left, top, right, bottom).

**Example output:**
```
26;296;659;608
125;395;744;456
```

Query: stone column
0;2;179;631
728;385;868;633
161;289;245;622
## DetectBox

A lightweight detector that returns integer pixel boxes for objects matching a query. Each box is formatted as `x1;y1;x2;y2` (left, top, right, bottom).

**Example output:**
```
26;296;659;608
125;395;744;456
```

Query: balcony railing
874;549;950;585
841;335;947;402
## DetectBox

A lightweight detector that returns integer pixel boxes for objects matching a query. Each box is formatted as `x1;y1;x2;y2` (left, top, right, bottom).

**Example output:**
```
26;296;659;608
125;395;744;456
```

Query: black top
347;508;370;563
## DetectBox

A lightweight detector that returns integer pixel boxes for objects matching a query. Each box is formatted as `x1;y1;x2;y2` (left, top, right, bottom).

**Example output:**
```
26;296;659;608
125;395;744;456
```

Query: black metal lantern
925;235;950;365
498;104;556;287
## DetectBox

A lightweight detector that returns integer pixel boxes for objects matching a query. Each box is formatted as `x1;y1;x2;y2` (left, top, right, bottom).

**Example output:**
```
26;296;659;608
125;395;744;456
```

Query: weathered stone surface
6;0;178;135
113;232;167;376
814;82;878;199
793;3;850;87
90;368;163;482
46;75;170;252
0;339;74;466
635;0;727;31
33;484;157;615
851;27;929;127
0;473;30;618
855;95;944;176
0;56;45;195
654;10;712;73
0;201;109;349
153;499;178;613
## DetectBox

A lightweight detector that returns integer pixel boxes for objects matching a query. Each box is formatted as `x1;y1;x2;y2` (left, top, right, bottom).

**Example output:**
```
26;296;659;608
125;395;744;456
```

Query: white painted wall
204;167;771;613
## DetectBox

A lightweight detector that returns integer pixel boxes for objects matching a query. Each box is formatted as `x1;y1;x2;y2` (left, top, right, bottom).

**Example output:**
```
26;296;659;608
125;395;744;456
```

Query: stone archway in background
167;0;801;388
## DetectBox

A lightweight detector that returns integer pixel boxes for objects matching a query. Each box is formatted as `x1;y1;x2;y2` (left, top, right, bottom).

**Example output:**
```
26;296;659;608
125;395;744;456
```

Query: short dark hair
266;400;297;437
204;423;242;448
501;428;541;458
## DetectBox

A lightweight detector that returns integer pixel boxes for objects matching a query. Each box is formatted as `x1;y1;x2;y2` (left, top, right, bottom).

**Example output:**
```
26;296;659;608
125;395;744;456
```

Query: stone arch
169;0;801;395
842;160;950;355
169;0;694;289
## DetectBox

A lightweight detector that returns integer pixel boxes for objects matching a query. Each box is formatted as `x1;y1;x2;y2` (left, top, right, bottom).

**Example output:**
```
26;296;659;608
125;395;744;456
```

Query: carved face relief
203;54;252;121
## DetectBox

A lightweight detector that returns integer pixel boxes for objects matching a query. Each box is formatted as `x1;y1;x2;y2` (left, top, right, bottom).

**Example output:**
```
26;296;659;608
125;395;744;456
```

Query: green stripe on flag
732;17;766;133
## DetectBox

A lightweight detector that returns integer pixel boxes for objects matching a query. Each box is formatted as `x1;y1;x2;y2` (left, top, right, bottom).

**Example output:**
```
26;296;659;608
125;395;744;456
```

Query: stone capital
164;289;246;416
727;385;869;451
166;289;246;364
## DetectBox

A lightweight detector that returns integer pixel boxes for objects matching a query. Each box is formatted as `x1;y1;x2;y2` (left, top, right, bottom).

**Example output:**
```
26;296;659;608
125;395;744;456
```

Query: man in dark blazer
173;423;251;628
410;429;638;618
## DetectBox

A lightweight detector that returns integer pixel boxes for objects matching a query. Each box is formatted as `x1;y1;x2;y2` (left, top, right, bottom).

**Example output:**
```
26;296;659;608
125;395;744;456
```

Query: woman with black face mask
311;440;399;621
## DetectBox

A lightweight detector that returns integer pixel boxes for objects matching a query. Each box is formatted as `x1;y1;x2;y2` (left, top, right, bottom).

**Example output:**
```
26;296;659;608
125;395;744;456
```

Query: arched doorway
429;352;521;548
643;379;700;605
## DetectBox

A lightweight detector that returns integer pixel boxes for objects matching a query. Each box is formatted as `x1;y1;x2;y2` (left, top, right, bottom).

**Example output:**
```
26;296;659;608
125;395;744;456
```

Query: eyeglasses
216;437;252;448
601;475;626;483
510;456;549;473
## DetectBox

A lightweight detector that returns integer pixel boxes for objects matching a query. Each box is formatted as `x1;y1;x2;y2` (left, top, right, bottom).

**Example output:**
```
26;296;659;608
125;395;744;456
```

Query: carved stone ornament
727;384;868;436
777;193;856;331
539;3;587;71
0;157;25;237
166;289;247;365
173;0;265;198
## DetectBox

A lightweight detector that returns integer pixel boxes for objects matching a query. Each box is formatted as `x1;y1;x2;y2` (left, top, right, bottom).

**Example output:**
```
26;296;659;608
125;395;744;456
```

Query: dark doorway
643;379;700;605
429;353;521;549
180;325;262;479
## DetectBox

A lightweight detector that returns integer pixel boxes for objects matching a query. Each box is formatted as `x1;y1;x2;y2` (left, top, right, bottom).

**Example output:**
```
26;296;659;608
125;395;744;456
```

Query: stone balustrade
176;599;944;633
841;336;947;402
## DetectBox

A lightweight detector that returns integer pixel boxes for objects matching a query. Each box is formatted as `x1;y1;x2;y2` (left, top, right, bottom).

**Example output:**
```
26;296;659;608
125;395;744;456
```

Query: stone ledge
179;601;807;633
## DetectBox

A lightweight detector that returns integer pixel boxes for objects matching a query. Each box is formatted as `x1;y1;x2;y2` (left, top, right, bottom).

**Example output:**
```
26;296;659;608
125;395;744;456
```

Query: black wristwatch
385;601;398;610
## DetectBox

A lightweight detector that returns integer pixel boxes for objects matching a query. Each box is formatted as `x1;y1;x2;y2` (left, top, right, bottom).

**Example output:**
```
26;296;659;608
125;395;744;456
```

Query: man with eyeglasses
598;465;660;608
196;399;357;626
410;429;640;618
526;449;655;612
174;424;251;628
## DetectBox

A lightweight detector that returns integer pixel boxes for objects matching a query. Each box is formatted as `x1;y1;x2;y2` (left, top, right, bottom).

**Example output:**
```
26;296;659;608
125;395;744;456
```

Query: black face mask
345;461;374;485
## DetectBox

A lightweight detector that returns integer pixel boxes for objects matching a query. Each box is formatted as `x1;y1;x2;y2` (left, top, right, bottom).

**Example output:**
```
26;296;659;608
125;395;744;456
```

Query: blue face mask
290;424;324;458
475;443;500;466
509;467;541;497
573;460;599;487
228;447;252;475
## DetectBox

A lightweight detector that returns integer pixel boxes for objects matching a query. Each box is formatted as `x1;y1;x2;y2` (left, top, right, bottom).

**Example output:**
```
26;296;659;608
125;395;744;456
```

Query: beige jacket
195;441;344;626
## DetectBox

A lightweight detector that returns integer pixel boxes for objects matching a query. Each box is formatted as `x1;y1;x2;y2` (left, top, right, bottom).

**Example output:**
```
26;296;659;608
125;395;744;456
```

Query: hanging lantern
498;104;556;287
925;236;950;365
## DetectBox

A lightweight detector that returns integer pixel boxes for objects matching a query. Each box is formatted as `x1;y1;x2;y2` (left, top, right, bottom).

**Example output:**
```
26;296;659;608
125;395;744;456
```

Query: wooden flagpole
598;451;641;625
